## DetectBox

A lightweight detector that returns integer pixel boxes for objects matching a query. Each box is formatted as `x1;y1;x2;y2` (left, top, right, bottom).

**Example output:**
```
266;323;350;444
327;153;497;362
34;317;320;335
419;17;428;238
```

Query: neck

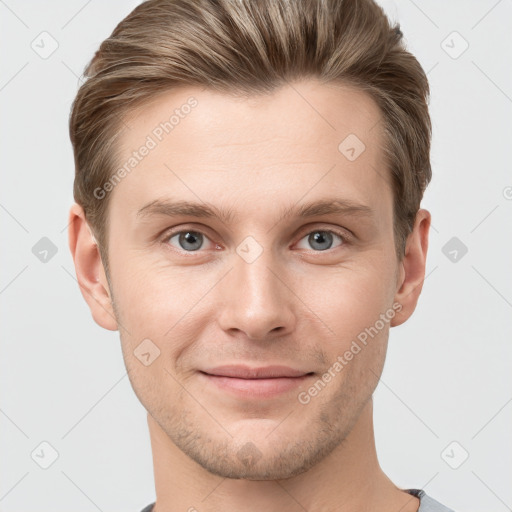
148;399;419;512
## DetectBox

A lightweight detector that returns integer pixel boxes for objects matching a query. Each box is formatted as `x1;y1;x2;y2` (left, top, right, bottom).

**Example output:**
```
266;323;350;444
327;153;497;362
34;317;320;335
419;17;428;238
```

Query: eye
165;230;216;252
161;226;350;254
295;229;348;251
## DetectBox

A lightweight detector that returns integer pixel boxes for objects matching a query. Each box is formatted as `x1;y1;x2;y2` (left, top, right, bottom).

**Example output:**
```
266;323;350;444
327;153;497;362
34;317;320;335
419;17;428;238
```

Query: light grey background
1;1;511;511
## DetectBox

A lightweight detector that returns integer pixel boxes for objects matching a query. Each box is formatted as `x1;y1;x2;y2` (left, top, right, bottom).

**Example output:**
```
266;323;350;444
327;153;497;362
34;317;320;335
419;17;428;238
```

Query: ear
67;203;118;331
390;208;431;327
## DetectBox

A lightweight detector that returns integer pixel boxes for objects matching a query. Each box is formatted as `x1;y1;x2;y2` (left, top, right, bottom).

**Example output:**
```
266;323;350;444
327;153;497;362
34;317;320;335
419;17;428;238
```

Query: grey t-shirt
139;488;456;511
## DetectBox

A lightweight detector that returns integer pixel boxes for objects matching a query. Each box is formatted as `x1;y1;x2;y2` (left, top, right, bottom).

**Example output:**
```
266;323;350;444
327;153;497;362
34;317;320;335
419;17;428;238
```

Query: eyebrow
136;197;375;224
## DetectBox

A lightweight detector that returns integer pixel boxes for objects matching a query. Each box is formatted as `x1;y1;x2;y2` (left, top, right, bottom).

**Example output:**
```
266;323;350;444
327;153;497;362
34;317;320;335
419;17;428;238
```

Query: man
67;0;456;510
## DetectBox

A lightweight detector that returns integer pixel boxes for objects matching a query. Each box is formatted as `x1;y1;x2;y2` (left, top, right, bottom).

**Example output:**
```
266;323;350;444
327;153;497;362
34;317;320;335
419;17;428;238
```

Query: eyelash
160;225;353;254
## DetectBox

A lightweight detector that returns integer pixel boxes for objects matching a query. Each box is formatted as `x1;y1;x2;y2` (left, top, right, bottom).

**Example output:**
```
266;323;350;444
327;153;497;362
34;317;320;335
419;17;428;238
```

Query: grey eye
170;231;205;251
308;231;334;251
296;230;344;252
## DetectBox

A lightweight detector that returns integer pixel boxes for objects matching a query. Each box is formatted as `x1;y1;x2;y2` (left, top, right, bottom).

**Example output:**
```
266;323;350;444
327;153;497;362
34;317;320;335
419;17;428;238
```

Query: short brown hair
69;0;432;280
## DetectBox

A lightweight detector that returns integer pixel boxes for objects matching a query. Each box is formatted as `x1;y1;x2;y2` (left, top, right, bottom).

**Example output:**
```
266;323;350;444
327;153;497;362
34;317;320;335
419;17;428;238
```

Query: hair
69;0;432;281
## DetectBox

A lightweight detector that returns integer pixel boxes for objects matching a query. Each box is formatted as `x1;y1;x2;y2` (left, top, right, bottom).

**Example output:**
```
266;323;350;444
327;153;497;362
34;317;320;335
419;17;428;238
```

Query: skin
68;78;430;512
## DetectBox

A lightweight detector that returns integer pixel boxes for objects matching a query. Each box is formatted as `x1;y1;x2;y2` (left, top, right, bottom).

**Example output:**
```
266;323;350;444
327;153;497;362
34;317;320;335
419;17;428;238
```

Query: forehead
109;79;391;223
121;79;383;153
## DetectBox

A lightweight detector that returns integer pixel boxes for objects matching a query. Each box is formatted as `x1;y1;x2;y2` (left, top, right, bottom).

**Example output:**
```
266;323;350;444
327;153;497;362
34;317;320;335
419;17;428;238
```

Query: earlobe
390;209;431;328
67;203;118;331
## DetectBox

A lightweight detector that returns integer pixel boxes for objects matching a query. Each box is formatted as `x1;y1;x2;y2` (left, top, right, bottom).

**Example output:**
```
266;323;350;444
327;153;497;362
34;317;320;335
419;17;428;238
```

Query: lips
201;365;312;379
199;365;315;399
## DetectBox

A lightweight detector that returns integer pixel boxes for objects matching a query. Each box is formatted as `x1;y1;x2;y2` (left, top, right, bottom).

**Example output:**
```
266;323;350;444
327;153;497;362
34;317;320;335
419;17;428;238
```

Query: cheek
110;253;214;365
293;261;396;393
110;251;199;325
304;271;392;406
300;259;396;339
119;341;187;419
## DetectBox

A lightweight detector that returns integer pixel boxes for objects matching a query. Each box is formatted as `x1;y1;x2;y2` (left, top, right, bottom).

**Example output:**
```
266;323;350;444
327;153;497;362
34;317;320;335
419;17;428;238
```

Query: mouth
199;365;315;398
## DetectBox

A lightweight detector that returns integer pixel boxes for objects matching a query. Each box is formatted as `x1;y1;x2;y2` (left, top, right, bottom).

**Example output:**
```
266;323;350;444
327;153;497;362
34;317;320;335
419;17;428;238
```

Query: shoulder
139;491;457;512
406;488;456;512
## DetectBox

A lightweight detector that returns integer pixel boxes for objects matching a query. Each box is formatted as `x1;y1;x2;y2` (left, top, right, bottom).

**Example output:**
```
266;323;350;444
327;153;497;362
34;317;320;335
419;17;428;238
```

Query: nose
216;245;296;341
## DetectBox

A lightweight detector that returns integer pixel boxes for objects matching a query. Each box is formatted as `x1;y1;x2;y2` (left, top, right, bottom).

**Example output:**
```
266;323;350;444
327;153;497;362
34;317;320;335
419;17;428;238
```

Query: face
89;79;408;479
